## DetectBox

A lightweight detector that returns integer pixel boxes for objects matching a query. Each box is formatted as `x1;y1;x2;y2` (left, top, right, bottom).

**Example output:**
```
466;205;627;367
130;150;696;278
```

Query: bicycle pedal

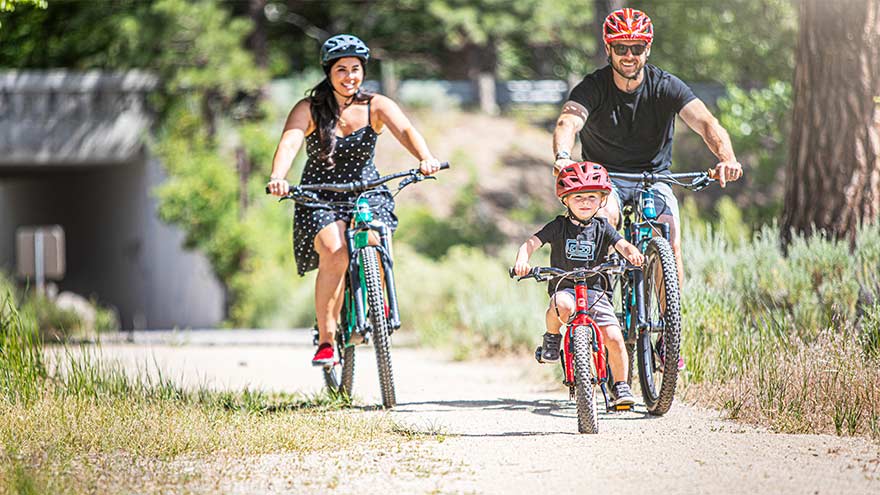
613;404;633;411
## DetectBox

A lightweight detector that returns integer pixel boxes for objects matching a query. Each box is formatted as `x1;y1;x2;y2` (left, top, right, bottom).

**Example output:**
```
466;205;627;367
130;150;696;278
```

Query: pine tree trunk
591;0;624;69
782;0;880;246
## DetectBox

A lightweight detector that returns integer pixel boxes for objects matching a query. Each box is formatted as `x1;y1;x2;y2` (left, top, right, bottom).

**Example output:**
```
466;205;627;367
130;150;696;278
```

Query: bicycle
606;170;715;415
509;260;637;434
268;162;449;408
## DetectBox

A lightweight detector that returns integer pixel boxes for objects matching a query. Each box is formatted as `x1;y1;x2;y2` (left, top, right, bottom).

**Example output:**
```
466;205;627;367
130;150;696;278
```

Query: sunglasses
611;43;647;56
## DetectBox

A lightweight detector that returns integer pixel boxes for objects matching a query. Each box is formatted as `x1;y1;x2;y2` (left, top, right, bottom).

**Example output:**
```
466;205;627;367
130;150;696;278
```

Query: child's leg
540;291;575;362
545;291;575;334
598;323;628;383
587;290;629;384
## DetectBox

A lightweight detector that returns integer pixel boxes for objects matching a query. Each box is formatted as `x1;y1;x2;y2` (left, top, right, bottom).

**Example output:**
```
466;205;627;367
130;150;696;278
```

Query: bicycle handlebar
265;162;449;195
508;260;637;283
607;170;716;192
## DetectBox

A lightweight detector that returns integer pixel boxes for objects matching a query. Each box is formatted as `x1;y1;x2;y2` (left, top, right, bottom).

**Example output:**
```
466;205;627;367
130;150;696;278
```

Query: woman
267;34;441;365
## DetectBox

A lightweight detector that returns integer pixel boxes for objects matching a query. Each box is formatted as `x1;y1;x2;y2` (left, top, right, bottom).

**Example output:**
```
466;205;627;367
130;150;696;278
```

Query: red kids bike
510;260;636;434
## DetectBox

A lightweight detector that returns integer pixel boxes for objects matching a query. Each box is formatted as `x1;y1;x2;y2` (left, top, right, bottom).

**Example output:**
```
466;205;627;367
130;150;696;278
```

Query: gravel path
87;330;880;494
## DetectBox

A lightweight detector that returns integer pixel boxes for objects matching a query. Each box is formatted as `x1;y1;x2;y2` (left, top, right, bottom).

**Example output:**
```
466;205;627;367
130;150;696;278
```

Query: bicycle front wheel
361;246;396;408
637;237;682;415
572;324;599;434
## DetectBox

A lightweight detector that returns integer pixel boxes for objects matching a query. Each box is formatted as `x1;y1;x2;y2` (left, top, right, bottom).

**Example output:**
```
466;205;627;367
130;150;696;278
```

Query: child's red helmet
603;8;654;46
556;162;613;199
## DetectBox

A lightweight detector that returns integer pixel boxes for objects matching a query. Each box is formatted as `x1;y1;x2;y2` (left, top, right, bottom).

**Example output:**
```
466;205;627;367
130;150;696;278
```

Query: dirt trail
92;330;880;494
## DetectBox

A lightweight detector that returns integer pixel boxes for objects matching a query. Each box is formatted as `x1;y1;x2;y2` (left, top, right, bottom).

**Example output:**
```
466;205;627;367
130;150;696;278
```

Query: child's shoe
539;332;562;362
611;381;635;407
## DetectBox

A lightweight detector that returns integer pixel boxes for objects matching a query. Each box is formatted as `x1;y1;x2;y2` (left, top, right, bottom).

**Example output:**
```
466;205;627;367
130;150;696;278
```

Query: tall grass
0;290;407;494
0;293;46;405
680;222;880;438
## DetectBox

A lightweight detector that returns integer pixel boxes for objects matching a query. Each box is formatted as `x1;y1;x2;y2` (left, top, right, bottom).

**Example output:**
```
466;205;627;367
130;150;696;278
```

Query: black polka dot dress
293;102;398;276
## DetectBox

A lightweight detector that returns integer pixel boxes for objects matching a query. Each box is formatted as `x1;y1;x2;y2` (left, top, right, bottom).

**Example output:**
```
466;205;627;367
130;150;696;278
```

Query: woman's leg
313;220;349;346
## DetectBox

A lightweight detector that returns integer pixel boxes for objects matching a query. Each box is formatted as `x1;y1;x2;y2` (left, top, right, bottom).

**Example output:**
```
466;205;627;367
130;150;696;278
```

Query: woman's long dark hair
308;62;372;169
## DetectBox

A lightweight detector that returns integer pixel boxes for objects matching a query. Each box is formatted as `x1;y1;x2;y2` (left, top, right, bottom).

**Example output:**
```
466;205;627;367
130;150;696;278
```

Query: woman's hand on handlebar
266;177;290;197
419;157;442;176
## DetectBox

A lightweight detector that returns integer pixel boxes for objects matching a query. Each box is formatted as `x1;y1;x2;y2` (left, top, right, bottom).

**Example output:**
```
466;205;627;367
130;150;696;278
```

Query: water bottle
354;197;373;223
640;190;657;219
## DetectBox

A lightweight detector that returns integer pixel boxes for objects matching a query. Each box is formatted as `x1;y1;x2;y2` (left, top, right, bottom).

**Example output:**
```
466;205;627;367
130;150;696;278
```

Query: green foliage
0;291;46;405
629;0;797;85
395;244;548;358
396;179;504;259
717;80;792;224
0;0;45;12
154;102;245;282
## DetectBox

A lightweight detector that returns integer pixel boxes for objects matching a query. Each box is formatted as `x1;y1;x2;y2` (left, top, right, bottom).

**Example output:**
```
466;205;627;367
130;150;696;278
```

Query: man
553;7;743;286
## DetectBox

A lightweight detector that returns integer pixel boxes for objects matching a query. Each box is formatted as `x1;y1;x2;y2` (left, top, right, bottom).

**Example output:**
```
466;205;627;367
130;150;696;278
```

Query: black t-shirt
568;64;697;173
534;215;623;294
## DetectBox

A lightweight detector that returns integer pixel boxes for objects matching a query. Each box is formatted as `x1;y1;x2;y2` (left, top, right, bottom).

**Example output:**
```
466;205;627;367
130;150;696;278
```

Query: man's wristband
555;150;571;161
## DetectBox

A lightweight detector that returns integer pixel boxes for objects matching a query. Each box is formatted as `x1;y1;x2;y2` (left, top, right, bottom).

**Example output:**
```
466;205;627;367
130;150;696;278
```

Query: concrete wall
0;157;224;329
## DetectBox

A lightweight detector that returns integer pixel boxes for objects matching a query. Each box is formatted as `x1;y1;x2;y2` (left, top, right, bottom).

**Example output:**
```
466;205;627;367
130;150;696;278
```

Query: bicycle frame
342;196;401;345
562;280;607;392
610;171;713;344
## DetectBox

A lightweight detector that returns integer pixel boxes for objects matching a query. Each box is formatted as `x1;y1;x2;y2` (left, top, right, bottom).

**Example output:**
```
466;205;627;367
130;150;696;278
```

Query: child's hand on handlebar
513;260;532;277
619;243;644;267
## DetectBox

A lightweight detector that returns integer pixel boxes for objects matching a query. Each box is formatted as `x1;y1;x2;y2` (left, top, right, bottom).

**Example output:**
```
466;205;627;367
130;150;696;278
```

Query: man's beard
611;57;644;81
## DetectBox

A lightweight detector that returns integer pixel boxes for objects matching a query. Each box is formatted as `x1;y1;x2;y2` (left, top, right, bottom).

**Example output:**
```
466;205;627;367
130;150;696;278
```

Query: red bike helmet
556;162;613;200
603;8;654;46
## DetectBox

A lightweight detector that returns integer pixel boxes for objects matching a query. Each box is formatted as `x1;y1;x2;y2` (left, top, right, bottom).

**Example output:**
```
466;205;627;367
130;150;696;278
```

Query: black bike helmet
320;34;370;69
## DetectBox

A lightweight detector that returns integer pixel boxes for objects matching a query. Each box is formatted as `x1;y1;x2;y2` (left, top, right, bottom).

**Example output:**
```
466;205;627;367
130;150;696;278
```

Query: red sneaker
312;343;334;367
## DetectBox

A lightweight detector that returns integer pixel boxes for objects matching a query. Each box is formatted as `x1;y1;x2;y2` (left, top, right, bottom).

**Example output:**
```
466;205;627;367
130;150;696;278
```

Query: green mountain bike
270;163;448;408
608;170;715;415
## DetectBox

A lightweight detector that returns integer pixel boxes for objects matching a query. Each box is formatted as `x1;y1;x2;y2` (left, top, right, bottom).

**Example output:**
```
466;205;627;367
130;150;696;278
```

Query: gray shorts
610;178;680;226
553;288;619;328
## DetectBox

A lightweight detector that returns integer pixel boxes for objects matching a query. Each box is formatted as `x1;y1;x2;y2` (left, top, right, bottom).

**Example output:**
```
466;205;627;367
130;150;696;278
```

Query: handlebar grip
265;185;293;195
439;162;450;171
508;267;516;279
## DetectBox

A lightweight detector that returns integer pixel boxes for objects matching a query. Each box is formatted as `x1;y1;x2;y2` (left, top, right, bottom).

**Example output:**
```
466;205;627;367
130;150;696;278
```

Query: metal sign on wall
16;225;65;280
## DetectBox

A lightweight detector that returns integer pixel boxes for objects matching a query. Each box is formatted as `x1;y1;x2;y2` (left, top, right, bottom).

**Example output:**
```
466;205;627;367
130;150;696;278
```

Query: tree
591;0;623;69
628;0;797;85
781;0;880;245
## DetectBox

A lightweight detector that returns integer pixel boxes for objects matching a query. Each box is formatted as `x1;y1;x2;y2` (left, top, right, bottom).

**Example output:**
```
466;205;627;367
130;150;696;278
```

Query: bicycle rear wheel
361;246;396;408
323;342;355;398
572;324;599;434
637;237;681;415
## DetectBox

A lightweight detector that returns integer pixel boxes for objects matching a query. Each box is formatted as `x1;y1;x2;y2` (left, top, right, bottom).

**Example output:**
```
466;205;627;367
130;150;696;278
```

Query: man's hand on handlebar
711;160;743;188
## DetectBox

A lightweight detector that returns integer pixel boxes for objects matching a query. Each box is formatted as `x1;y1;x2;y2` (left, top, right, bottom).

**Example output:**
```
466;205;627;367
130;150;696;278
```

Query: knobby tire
637;237;681;415
573;325;599;434
362;246;396;408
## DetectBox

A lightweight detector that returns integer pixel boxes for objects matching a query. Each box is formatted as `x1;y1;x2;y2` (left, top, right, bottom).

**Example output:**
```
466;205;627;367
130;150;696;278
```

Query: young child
513;162;644;406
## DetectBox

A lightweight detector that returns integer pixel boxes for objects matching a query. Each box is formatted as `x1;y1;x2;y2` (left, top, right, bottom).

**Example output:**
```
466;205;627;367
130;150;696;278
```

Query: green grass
0;291;420;494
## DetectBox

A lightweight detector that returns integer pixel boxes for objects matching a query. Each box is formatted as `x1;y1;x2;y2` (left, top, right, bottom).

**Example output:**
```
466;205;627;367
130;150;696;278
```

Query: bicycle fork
344;223;402;337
